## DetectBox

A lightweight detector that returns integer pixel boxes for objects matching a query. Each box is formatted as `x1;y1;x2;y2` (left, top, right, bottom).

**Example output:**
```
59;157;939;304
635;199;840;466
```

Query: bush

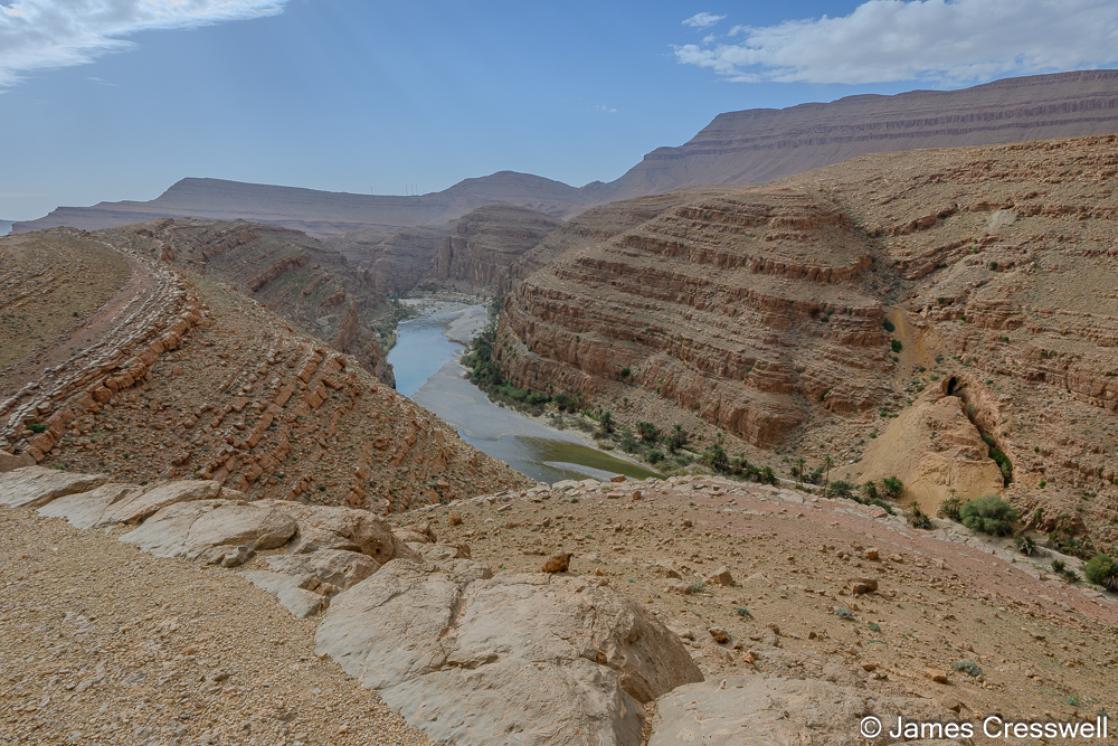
882;318;895;333
619;428;639;453
27;422;47;434
908;505;933;530
953;660;983;678
959;495;1018;536
647;450;665;464
1083;554;1118;592
881;476;904;499
827;480;855;499
861;481;880;502
1015;535;1037;556
890;339;903;353
597;410;615;436
636;421;661;444
1051;559;1080;584
703;443;729;474
938;497;963;521
668;424;688;453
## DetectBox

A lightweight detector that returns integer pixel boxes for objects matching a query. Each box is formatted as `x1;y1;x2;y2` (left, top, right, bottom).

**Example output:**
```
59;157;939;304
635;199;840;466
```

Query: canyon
3;70;1118;746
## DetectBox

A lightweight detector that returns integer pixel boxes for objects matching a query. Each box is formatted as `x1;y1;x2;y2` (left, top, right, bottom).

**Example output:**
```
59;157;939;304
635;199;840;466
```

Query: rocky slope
604;69;1118;199
496;135;1118;551
0;227;526;511
411;475;1118;744
15;171;588;238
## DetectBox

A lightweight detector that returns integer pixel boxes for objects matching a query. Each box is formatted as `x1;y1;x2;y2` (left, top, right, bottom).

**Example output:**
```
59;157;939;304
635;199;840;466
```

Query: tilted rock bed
0;462;725;745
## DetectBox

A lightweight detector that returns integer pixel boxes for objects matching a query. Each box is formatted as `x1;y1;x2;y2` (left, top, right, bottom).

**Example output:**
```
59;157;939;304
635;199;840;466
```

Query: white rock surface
122;499;297;567
0;466;106;508
316;559;702;745
37;482;144;528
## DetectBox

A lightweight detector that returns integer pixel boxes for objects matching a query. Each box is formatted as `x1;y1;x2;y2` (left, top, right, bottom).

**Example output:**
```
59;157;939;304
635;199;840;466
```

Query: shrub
703;442;729;474
861;481;880;502
1083;554;1118;592
647;450;665;464
953;660;983;678
890;339;903;354
959;495;1017;536
908;505;933;530
882;318;896;333
619;428;639;453
827;480;855;499
881;476;904;499
667;424;688;453
1051;559;1080;584
759;466;777;485
980;433;1013;486
834;607;855;620
735;606;752;619
597;410;615;436
619;367;631;379
636;421;661;444
1015;535;1037;556
938;497;962;521
27;422;47;434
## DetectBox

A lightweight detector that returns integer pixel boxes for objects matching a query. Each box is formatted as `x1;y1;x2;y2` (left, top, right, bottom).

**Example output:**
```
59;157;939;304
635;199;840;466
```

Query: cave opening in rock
946;376;959;396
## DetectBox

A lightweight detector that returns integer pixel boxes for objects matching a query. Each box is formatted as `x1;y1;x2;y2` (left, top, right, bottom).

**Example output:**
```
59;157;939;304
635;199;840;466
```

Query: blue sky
2;0;1116;220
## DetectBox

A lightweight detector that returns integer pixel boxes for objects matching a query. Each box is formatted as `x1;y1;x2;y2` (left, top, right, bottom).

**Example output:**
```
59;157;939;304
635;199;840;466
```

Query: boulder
649;675;953;746
0;466;106;508
241;570;326;618
101;479;224;525
259;500;411;562
0;450;35;473
265;548;379;591
122;499;297;567
316;559;702;745
37;482;144;528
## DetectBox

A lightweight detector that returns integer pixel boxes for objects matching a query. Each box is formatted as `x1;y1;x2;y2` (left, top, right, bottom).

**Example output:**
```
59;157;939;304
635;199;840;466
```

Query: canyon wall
498;135;1118;549
0;227;528;511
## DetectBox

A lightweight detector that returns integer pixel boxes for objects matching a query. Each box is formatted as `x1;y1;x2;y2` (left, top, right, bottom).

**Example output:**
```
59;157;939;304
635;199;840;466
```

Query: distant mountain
13;70;1118;236
0;220;12;236
15;171;588;237
601;70;1118;199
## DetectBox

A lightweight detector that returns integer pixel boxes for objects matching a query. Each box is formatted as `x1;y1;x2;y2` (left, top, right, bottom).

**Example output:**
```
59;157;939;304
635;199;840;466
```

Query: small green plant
834;607;855;620
1015;535;1037;556
647;450;665;464
959;495;1017;536
861;481;880;502
619;367;631;379
827;480;855;499
882;318;895;333
667;424;688;453
1051;559;1080;584
27;422;47;434
867;622;882;632
938;496;963;521
881;476;904;499
636;421;661;444
735;606;753;619
908;505;933;530
597;410;615;436
953;660;983;678
703;442;730;474
687;581;705;595
1083;554;1118;592
890;339;903;354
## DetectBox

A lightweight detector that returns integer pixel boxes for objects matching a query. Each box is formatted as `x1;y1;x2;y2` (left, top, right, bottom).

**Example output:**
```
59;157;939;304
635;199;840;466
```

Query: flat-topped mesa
497;188;891;449
0;226;527;511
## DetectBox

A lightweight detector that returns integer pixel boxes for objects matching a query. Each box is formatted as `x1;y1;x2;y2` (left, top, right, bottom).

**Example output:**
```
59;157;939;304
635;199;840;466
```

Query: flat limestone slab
0;466;107;509
37;482;144;528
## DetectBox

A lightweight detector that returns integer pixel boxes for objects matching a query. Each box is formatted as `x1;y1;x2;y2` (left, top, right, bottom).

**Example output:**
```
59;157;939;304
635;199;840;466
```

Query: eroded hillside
0;228;527;510
495;135;1118;551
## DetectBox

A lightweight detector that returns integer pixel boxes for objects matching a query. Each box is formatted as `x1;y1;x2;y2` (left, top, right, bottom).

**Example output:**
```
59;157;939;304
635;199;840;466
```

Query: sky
1;0;1117;220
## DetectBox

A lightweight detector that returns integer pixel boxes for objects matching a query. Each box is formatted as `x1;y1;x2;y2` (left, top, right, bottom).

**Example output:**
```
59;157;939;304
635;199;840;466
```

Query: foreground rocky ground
3;460;1116;745
0;506;431;746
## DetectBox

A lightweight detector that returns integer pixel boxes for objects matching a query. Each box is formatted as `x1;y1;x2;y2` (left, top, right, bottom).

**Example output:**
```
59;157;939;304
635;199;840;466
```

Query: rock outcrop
316;560;703;745
1;465;708;745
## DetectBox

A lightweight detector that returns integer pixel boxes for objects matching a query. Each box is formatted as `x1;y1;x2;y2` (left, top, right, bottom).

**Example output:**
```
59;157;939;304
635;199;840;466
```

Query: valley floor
0;508;432;746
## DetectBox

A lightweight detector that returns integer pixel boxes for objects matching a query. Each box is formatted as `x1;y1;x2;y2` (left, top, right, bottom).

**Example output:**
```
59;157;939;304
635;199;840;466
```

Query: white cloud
674;0;1118;84
595;104;619;114
0;0;288;88
682;11;725;29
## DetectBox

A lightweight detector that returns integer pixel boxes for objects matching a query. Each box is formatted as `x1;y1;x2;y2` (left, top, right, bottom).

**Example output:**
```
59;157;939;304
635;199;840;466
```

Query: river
388;301;657;483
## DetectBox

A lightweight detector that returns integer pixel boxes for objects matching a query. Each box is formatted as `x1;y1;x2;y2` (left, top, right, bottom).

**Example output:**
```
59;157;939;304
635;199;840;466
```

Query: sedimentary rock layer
0;228;527;511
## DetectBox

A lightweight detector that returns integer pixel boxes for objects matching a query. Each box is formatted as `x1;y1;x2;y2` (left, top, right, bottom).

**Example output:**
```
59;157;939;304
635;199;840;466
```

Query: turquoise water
388;304;658;483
